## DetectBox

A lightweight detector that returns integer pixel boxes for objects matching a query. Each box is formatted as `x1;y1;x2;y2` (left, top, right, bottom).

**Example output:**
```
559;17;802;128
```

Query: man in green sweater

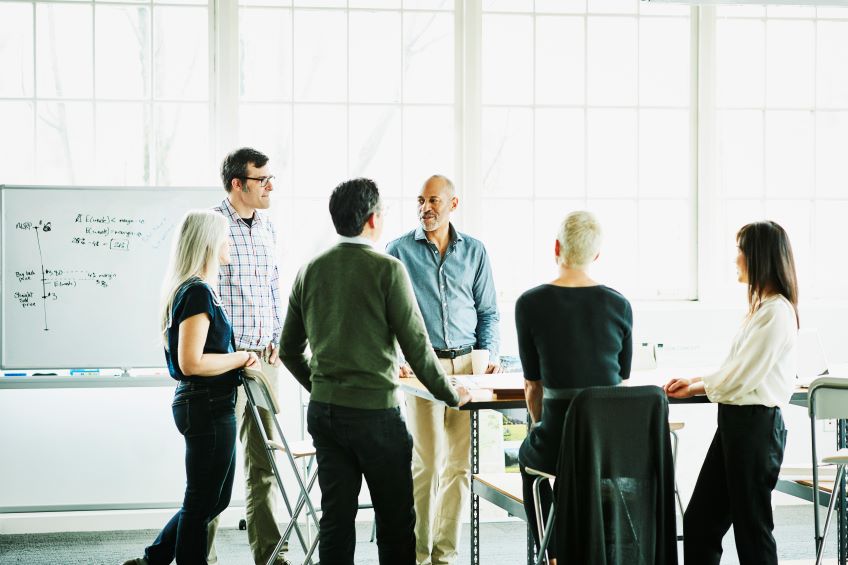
279;177;470;565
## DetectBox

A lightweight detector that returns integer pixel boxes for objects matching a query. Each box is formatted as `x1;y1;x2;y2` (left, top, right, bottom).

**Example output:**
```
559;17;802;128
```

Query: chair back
242;367;281;414
554;385;677;565
809;377;848;420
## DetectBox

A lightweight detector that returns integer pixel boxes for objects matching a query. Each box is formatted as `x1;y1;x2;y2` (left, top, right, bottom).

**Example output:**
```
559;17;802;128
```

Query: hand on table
399;364;413;378
663;378;693;399
456;386;472;407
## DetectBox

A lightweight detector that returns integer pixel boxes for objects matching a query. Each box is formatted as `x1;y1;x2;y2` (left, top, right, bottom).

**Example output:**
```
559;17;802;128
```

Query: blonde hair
556;211;602;268
159;210;229;344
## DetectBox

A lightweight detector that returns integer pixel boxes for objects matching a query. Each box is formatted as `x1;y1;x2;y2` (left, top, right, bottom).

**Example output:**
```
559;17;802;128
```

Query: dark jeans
684;404;787;565
307;400;416;565
520;464;557;559
145;383;238;565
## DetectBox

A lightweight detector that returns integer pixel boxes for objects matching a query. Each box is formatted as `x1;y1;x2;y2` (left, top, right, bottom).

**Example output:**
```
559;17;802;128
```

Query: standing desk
399;373;837;564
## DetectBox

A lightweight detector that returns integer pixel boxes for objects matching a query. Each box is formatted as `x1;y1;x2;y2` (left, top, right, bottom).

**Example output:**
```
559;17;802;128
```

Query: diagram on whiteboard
11;212;175;332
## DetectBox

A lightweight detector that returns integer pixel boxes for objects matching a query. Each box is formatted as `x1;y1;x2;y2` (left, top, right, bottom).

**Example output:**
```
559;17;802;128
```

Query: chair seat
525;466;555;480
823;448;848;465
669;421;685;432
266;439;317;459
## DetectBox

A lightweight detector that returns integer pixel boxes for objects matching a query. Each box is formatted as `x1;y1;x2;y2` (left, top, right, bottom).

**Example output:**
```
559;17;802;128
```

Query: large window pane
240;8;292;101
95;102;151;185
153;6;208;101
817;21;848;109
36;101;95;185
36;4;93;98
293;10;347;102
716;109;763;198
349;11;401;103
535;16;584;106
483;15;533;105
639;109;689;198
293;104;346;197
534;108;585;198
0;101;35;183
482;107;533;197
348;105;402;196
0;3;34;98
587;109;636;198
154;103;211;185
587;17;636;106
765;111;813;198
815;111;848;198
639;200;691;297
95;5;151;100
814;201;848;295
766;20;813;108
402;106;455;196
639;17;689;107
403;12;454;104
716;19;764;108
479;199;535;299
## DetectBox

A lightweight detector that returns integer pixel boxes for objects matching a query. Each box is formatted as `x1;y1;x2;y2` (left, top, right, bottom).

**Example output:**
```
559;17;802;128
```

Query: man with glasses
208;147;289;565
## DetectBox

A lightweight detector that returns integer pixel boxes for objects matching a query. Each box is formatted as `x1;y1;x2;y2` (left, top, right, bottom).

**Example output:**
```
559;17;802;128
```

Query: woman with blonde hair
124;210;258;565
665;220;799;565
516;210;633;564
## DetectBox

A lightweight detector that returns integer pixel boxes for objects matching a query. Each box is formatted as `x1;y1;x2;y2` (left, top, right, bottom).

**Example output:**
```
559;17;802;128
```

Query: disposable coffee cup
471;349;489;375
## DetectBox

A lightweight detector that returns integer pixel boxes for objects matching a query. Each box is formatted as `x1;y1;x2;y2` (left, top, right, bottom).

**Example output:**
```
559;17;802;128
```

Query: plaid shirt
214;198;283;350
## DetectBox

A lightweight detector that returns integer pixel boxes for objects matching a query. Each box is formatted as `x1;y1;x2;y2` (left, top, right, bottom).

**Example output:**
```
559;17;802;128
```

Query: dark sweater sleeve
515;294;541;381
279;270;313;392
618;300;634;381
387;261;460;407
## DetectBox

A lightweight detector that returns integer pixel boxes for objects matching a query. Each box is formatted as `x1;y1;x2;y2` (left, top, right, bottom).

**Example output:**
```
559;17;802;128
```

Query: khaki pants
208;351;284;565
407;354;472;565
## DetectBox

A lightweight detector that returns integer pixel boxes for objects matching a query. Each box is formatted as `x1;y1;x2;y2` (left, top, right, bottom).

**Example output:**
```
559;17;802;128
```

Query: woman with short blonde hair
516;210;632;564
125;210;259;565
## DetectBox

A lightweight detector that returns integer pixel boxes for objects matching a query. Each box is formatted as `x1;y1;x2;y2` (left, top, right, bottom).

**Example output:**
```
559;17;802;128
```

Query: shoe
275;557;292;565
122;558;149;565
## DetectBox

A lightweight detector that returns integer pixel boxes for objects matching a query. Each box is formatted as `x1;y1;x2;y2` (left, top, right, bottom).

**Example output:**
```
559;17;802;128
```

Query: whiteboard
1;185;222;369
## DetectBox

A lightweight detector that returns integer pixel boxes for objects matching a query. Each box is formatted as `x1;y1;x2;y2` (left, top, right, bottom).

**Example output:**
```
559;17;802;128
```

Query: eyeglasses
243;175;275;188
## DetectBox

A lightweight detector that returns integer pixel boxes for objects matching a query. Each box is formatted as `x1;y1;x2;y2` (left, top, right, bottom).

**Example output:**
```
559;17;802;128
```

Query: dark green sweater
280;242;460;409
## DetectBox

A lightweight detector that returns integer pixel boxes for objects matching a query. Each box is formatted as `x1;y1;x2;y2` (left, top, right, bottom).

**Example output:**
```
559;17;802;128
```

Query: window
235;0;456;285
478;0;694;301
708;5;848;299
0;0;212;186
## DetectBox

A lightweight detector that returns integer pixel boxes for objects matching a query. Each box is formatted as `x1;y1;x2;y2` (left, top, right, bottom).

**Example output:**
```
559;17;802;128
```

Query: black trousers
307;400;416;565
684;404;787;565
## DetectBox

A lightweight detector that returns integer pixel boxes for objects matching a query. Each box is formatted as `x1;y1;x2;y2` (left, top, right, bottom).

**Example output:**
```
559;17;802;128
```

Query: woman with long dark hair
665;220;799;565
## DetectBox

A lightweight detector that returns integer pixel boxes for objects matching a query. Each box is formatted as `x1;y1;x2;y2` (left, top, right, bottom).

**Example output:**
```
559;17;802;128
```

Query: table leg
526;411;536;565
471;409;480;565
840;418;847;565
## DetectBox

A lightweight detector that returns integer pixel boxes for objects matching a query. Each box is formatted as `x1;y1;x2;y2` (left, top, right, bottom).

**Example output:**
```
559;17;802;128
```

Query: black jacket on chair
554;385;678;565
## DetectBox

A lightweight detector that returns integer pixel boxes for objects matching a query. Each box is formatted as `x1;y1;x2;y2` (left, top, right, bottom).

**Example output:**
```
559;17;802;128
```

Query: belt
433;345;473;359
543;386;583;400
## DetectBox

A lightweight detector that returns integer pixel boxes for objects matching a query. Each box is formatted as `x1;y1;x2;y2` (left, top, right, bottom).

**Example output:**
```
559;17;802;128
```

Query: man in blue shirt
386;174;500;565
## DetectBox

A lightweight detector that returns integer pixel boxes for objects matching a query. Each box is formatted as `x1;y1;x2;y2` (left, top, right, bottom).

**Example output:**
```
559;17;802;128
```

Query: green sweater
280;242;460;409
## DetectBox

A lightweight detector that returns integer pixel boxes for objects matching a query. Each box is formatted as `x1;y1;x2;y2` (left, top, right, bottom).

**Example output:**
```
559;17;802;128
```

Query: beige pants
208;351;284;565
408;354;472;565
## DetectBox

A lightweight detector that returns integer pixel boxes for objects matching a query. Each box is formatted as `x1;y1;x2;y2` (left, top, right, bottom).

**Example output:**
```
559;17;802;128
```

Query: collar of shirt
413;223;463;246
339;235;376;247
221;197;263;227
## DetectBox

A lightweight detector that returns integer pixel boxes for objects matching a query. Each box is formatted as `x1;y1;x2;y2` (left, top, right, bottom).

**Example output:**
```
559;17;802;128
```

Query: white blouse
702;295;797;408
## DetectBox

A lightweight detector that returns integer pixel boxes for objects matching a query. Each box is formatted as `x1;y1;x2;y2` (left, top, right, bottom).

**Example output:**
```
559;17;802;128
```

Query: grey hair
556;211;602;268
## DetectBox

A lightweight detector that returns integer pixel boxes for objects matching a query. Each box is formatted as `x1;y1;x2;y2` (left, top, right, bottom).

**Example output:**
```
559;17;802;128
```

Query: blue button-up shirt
386;225;500;362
